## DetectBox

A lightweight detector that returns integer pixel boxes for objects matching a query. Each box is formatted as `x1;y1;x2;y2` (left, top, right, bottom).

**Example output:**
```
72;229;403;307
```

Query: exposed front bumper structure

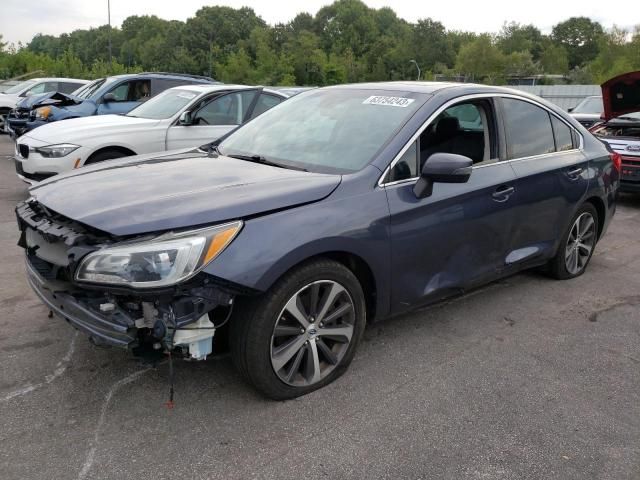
26;258;137;346
17;198;235;357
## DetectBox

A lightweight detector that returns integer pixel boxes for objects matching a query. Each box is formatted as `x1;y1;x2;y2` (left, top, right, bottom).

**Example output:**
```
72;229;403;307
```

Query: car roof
22;77;90;83
323;81;542;96
105;72;216;83
167;84;289;97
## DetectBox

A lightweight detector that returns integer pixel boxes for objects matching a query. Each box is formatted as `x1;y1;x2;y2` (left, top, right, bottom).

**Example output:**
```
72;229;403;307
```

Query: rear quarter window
551;116;575;151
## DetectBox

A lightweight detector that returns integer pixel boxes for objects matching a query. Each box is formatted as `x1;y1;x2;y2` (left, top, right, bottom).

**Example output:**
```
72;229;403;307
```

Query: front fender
203;182;392;319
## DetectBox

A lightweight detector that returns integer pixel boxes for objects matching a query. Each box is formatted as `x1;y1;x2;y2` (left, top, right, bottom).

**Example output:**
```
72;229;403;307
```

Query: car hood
0;93;20;108
29;150;342;236
18;91;81;110
601;71;640;120
25;114;160;144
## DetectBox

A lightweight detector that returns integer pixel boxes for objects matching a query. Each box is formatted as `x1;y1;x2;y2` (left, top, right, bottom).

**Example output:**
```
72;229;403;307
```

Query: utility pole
107;0;112;69
409;59;421;81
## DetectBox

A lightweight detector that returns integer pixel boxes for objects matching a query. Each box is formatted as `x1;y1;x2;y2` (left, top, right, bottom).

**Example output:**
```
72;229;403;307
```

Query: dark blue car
7;72;216;136
16;82;619;399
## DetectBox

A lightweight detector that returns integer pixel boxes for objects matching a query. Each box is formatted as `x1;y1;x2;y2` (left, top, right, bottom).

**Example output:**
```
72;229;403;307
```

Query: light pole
409;59;421;81
107;0;112;68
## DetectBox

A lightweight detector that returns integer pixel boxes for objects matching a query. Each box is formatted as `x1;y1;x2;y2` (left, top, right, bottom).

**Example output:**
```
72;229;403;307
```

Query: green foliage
552;17;604;69
538;42;569;74
0;1;637;87
498;23;544;60
455;35;505;82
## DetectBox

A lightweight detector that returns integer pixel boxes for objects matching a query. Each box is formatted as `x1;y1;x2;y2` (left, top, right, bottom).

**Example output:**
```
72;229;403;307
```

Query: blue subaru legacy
8;72;216;137
16;82;619;399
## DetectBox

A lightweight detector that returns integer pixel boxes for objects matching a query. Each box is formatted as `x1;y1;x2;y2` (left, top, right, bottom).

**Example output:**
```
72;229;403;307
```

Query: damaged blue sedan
16;82;619;399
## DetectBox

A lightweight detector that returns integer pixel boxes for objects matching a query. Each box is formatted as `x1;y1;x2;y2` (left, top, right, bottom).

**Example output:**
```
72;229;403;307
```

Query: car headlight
35;143;80;158
75;221;243;288
33;106;52;120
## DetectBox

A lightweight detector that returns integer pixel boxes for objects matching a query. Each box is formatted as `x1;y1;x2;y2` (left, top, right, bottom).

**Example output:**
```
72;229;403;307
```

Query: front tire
85;149;130;165
230;259;366;400
549;203;598;280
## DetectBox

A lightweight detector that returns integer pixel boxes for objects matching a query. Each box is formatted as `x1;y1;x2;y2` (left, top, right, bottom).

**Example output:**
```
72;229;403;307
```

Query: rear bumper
26;259;137;347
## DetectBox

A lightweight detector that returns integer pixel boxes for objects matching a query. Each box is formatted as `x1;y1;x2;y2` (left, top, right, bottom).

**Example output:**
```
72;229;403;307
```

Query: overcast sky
1;0;635;45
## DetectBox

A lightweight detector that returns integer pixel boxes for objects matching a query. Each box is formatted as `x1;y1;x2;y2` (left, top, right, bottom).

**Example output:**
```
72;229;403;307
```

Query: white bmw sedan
14;84;289;183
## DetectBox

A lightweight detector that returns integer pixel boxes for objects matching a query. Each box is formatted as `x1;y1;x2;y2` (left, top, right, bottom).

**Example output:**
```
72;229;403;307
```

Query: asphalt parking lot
0;134;639;480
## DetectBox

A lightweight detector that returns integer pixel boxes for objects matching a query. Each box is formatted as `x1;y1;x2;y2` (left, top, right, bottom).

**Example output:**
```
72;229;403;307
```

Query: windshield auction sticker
363;96;415;107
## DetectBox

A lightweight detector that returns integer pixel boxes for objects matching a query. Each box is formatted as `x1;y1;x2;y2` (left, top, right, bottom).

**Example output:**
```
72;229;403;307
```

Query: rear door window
502;98;555;159
24;82;56;96
193;91;258;126
249;93;283;120
550;116;575;151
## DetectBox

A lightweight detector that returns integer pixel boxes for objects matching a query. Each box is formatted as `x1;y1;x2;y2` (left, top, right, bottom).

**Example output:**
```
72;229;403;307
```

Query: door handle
492;185;515;202
566;167;583;180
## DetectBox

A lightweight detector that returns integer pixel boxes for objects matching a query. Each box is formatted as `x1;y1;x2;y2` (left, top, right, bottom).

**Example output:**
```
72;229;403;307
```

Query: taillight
610;152;622;172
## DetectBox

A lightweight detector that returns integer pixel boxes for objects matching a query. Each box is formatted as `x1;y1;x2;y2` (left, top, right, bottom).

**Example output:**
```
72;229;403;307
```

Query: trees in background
0;1;638;85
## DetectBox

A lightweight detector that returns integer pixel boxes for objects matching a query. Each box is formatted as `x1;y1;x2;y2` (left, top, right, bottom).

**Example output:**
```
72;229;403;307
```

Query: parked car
14;85;289;183
6;72;216;137
16;82;618;399
590;71;640;193
568;95;603;128
0;77;89;133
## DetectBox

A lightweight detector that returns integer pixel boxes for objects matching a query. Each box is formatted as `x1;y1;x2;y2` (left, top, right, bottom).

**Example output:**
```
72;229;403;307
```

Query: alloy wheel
270;280;355;387
565;212;596;275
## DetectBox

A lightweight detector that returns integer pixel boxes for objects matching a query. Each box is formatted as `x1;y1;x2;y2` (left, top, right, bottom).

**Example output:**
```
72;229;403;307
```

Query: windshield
73;78;106;99
2;80;37;94
219;88;426;174
573;97;603;114
126;88;199;119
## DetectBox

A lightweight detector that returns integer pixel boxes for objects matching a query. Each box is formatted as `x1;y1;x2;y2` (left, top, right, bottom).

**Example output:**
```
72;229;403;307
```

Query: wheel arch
256;248;382;324
584;196;606;241
85;145;137;165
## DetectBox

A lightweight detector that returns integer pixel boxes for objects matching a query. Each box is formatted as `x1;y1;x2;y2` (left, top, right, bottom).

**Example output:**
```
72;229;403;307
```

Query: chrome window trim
378;92;584;187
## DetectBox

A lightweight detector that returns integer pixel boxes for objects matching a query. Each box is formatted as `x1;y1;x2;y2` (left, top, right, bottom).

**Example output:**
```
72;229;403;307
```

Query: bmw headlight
75;221;243;288
35;143;80;158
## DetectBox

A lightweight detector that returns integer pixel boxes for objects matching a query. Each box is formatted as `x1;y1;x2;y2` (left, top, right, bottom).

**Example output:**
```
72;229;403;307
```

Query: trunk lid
601;71;640;121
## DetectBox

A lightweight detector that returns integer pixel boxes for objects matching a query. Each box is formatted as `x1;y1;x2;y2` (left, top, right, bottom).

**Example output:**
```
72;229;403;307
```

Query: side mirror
567;107;574;113
413;153;473;199
178;111;192;125
103;93;116;103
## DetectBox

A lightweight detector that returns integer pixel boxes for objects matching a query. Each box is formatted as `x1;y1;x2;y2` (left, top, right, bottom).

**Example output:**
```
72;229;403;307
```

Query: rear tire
85;149;130;165
229;259;366;400
548;203;598;280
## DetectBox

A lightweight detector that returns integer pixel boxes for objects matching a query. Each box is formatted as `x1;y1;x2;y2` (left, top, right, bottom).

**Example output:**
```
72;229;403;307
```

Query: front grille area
27;254;61;281
16;199;111;247
18;144;29;158
14;159;55;182
621;155;640;166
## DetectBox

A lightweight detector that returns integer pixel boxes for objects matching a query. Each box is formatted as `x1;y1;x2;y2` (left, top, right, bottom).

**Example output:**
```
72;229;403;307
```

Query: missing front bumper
27;260;137;347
